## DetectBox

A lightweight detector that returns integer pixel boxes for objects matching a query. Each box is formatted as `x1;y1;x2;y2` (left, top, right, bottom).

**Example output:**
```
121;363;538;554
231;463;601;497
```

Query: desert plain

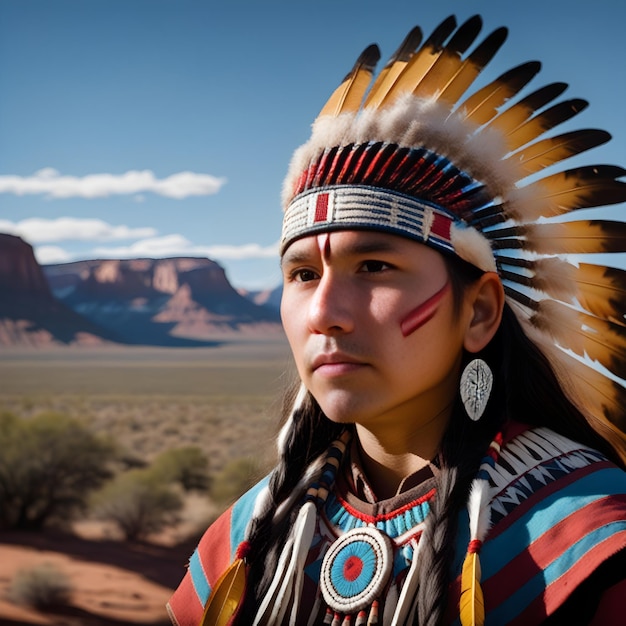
0;337;293;625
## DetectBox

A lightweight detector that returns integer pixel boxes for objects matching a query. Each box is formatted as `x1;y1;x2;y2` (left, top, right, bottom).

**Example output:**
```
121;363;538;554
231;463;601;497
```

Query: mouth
311;353;365;376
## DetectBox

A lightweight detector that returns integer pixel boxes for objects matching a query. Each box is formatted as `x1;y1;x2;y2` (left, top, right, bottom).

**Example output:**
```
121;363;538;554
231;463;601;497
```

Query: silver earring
460;358;493;421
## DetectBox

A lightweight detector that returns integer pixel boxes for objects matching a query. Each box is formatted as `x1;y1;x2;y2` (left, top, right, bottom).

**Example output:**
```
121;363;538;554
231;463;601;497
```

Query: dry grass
0;340;295;478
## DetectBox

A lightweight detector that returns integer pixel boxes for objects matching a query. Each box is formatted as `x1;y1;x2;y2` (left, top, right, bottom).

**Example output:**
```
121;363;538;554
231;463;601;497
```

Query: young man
168;14;626;625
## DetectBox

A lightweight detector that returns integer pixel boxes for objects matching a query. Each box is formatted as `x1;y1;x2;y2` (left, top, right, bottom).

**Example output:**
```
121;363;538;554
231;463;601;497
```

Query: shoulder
489;424;626;543
167;475;270;625
192;474;271;561
479;425;626;623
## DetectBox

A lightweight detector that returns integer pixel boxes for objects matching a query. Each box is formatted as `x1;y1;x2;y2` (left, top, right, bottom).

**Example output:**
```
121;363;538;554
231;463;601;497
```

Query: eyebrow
280;248;313;267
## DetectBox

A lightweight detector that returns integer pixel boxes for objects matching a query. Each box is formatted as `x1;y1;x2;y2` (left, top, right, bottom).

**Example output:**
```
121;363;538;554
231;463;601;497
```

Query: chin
315;401;358;425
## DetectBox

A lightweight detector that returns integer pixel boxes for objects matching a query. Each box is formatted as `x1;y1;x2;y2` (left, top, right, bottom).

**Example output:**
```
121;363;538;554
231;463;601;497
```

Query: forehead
281;230;434;262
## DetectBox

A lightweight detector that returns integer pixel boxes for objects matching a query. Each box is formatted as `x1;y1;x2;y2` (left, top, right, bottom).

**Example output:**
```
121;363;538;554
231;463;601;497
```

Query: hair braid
414;401;499;625
236;387;343;622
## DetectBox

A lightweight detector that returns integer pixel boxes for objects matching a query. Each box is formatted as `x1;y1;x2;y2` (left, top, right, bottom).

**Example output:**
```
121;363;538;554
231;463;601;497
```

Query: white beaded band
281;185;455;254
280;185;498;273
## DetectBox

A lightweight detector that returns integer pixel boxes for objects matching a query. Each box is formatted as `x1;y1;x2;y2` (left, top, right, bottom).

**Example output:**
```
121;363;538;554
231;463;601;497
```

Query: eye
290;268;319;283
359;260;392;273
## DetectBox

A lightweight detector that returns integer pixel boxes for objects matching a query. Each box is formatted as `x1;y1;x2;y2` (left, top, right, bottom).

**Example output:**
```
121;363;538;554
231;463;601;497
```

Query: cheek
396;304;466;372
399;282;451;337
280;296;306;362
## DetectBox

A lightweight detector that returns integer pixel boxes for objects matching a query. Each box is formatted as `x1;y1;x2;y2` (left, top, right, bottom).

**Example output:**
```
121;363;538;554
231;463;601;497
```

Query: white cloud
92;235;280;261
0;217;158;243
0;168;226;199
204;242;280;259
34;245;73;264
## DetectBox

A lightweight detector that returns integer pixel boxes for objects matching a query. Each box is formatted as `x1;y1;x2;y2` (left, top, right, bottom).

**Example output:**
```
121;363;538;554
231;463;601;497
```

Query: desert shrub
149;446;211;492
91;469;183;541
211;457;260;505
0;412;115;530
9;562;72;609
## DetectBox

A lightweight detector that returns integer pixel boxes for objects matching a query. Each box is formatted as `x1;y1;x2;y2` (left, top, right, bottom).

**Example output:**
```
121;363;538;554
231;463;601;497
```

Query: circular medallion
320;526;393;614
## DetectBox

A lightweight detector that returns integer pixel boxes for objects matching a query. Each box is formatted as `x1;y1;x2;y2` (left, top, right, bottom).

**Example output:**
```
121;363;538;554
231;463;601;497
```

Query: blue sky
0;0;624;291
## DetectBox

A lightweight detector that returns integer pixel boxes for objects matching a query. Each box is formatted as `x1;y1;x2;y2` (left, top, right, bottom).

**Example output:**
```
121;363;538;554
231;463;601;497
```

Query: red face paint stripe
400;281;451;337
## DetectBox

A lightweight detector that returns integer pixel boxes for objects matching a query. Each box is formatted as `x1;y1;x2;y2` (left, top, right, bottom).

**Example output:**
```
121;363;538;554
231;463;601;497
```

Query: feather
253;532;296;624
505;129;611;177
364;26;423;108
287;502;318;625
507;165;626;220
391;538;424;625
486;82;568;137
436;26;508;105
201;558;247;626
376;15;457;108
572;263;626;326
492;220;626;254
467;480;491;541
317;44;381;118
555;351;626;436
411;15;483;100
505;288;626;379
460;552;485;626
498;257;626;327
502;98;589;152
458;61;541;125
531;299;626;379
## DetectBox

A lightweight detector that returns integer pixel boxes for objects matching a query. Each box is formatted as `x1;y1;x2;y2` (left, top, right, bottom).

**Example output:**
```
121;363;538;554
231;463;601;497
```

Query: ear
463;272;504;353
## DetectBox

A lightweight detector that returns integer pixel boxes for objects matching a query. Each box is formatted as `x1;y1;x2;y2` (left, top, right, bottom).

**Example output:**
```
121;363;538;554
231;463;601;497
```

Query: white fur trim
282;95;522;210
450;223;497;272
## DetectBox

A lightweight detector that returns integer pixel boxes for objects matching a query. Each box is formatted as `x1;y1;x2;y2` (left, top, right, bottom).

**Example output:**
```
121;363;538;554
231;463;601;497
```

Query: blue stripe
189;549;211;605
482;467;625;578
489;520;626;623
189;475;270;606
229;475;270;560
450;466;626;626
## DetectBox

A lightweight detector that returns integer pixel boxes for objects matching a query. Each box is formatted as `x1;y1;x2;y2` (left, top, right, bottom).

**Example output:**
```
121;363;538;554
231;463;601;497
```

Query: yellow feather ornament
460;550;485;626
201;557;247;626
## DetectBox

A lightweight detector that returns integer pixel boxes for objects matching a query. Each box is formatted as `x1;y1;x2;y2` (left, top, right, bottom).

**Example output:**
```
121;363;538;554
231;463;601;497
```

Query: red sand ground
0;528;197;626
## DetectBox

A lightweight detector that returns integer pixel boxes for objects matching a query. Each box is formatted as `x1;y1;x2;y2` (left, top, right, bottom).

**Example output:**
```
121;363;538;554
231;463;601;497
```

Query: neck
354;401;452;499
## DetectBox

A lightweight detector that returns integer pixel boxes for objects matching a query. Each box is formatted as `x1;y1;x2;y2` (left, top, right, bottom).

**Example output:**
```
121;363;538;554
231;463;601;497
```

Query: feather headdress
281;14;626;465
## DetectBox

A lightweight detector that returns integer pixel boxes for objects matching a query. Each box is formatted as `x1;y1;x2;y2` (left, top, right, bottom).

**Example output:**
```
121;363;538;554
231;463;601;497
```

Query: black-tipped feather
376;15;458;107
506;129;611;176
437;26;508;104
504;99;589;152
458;61;541;124
492;220;626;254
487;82;568;136
364;26;423;108
318;44;381;117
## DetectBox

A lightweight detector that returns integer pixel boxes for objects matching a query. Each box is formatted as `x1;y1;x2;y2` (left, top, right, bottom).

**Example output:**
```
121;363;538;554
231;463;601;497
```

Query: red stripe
508;530;626;626
314;193;330;223
168;506;236;623
167;573;203;624
198;505;234;587
336;488;436;523
430;214;451;240
483;494;626;609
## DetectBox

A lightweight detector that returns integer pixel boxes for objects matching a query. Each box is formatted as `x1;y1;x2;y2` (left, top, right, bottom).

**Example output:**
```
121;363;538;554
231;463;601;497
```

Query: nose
307;271;355;335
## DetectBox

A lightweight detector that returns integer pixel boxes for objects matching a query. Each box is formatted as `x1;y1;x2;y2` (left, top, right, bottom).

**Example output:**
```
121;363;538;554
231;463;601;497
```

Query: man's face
280;230;469;434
